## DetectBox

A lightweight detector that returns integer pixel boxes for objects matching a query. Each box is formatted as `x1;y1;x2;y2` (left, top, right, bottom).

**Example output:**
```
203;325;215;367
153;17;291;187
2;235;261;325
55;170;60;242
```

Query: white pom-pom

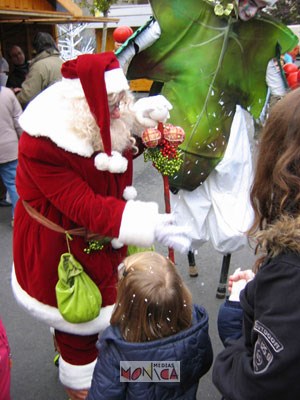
94;151;128;173
123;186;137;201
111;238;124;249
108;151;128;173
94;153;110;171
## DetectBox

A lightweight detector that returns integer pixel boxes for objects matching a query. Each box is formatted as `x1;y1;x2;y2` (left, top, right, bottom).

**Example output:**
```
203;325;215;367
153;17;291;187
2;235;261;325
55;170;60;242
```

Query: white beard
70;96;138;154
109;116;133;153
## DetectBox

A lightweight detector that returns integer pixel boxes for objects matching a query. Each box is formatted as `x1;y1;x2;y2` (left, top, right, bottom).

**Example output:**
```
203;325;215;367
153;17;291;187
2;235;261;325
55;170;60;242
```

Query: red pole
162;174;175;263
158;122;175;263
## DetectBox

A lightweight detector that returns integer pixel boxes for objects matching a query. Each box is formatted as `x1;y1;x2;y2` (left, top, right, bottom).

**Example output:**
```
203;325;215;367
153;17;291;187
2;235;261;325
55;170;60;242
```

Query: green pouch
55;252;102;323
127;245;155;256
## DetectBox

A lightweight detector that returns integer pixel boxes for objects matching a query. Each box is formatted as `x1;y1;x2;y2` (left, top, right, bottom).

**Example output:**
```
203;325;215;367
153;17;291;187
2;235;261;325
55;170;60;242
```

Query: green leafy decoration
126;0;297;191
144;147;184;176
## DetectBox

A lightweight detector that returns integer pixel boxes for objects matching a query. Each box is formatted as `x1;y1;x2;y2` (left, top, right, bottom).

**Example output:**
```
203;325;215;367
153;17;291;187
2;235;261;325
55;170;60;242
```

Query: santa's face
109;92;125;119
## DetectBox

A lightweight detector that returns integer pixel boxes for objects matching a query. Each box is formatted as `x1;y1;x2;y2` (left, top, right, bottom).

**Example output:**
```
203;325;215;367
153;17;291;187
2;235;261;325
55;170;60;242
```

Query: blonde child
87;251;213;400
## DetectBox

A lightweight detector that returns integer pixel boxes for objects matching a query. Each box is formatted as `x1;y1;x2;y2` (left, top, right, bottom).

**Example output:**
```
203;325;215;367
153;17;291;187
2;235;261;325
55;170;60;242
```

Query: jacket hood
30;49;60;66
255;215;300;257
100;304;212;389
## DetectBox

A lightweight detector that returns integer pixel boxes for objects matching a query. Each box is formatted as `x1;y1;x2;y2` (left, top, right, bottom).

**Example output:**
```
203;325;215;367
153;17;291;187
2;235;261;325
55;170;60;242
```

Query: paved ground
0;152;256;400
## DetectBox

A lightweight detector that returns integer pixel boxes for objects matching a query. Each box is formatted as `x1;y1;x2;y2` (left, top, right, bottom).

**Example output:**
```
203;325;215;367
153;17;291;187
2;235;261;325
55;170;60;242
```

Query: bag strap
22;200;102;240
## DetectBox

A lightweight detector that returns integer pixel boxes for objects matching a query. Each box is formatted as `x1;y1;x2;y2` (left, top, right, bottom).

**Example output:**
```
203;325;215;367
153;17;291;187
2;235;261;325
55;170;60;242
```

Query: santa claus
12;52;191;399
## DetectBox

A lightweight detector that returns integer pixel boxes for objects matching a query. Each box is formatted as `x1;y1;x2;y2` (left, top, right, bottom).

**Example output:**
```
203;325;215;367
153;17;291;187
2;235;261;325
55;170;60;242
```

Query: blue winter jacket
87;304;213;400
217;298;243;346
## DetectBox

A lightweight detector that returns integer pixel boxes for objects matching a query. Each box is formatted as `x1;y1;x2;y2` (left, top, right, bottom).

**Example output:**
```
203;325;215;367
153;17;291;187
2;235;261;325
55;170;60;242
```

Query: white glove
154;214;192;254
133;95;173;128
117;200;191;253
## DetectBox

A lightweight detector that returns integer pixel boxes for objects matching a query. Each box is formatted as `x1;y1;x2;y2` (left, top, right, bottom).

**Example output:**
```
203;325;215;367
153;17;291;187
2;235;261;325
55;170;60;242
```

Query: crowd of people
1;24;300;400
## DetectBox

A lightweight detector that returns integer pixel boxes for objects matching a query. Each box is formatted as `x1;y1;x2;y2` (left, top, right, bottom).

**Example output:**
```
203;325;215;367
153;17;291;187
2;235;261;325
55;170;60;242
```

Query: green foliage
144;147;184;176
126;0;298;190
79;0;117;15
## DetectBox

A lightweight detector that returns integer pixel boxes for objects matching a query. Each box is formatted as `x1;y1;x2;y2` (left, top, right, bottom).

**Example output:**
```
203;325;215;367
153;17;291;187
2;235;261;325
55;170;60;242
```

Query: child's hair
110;251;193;342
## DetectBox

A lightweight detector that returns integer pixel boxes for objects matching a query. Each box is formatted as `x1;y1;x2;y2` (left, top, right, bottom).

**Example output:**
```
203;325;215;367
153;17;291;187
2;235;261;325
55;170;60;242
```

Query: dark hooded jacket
87;304;213;400
213;215;300;400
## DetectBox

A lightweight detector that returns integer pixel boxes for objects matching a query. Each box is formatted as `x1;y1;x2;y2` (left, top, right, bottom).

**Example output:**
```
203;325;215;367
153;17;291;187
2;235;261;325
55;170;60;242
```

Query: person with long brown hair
213;87;300;399
87;251;213;400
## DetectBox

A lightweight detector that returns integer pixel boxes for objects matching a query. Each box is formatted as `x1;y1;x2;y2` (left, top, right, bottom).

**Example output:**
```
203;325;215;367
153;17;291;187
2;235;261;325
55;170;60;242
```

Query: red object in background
287;71;300;90
113;26;133;44
283;63;299;75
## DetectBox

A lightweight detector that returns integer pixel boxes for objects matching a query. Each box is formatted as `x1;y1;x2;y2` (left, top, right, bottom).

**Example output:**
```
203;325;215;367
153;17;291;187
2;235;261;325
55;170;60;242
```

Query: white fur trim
118;200;159;247
122;186;137;200
59;356;96;390
111;238;124;249
19;81;95;157
94;151;128;173
11;266;113;336
61;77;85;99
105;68;129;94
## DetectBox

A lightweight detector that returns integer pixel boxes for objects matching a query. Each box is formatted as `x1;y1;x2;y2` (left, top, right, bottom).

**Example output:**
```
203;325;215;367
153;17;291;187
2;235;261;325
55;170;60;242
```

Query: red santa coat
12;132;132;335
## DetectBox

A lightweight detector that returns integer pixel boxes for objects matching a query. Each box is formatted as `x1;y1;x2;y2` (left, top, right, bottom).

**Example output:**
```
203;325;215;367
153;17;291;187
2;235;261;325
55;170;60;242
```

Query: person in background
0;177;11;207
12;52;191;400
6;45;29;90
0;45;11;206
0;317;11;400
213;87;300;399
16;32;63;108
87;251;213;400
0;43;9;87
0;84;23;227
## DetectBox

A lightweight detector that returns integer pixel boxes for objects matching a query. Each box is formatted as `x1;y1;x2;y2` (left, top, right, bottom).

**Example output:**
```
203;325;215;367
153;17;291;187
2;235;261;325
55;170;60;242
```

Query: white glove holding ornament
133;95;173;128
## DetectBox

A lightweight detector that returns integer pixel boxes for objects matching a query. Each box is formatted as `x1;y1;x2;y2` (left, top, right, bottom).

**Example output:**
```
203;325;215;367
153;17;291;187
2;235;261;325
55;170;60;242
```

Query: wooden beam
57;0;83;17
0;9;71;18
0;16;119;24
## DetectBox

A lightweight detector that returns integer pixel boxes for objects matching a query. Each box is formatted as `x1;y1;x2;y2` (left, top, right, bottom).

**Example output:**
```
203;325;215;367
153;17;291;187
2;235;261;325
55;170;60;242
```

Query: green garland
84;240;105;254
144;147;184;176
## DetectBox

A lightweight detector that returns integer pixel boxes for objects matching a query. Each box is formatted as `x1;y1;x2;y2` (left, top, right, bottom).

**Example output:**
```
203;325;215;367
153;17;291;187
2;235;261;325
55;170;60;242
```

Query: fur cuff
59;357;96;389
94;151;128;173
118;200;159;247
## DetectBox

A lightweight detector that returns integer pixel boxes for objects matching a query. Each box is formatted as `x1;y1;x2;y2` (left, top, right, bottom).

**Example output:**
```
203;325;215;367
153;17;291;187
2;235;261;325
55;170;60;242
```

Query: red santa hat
61;52;129;172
